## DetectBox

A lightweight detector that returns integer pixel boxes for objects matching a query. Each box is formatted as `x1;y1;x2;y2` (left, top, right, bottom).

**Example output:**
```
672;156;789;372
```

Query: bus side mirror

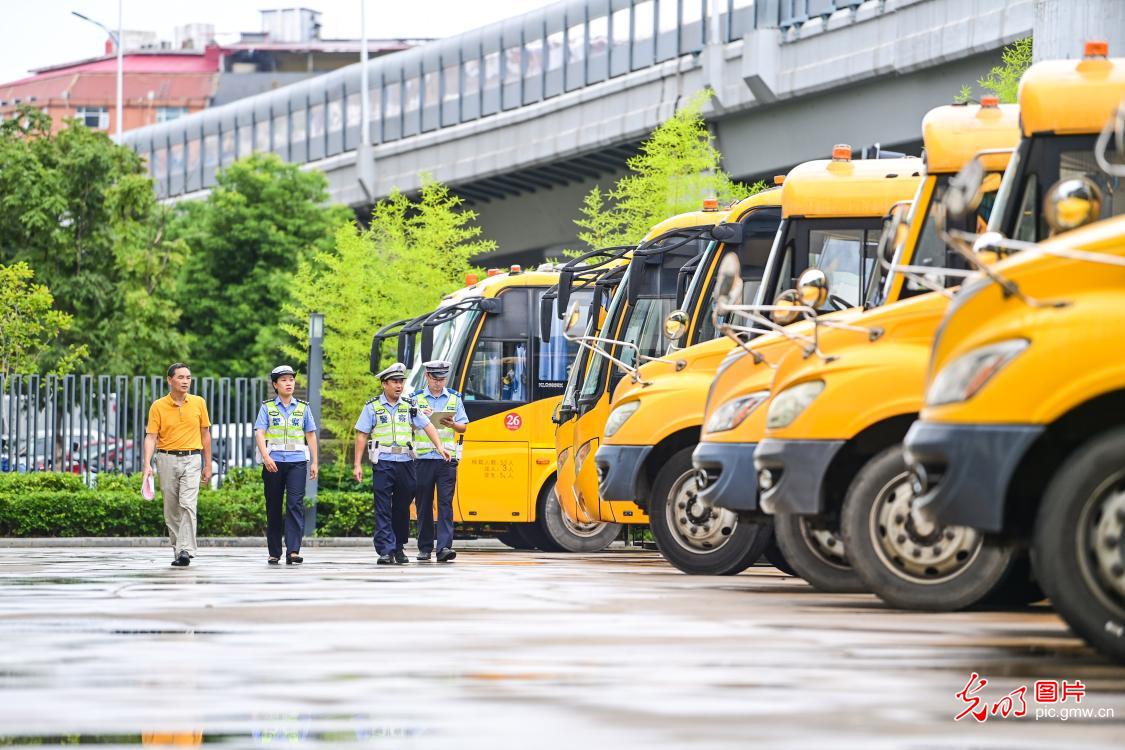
480;297;502;314
369;335;382;375
796;268;829;309
942;157;985;225
1044;177;1103;235
420;325;434;363
539;294;555;342
557;269;574;315
711;252;743;309
562;300;585;340
710;223;744;244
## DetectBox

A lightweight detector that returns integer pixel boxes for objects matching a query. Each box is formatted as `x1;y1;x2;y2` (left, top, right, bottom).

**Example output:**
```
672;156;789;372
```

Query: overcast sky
0;0;559;83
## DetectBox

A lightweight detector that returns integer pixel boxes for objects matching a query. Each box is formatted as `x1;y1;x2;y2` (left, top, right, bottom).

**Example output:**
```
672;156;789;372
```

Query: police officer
412;359;469;563
254;365;318;566
353;362;451;565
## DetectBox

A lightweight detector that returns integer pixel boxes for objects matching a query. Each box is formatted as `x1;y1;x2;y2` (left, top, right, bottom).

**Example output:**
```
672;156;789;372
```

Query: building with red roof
0;8;426;135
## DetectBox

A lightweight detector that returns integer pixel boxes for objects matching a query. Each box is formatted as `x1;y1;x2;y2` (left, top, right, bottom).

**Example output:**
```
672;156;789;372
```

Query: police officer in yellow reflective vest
412;359;470;562
254;365;319;566
353;362;451;565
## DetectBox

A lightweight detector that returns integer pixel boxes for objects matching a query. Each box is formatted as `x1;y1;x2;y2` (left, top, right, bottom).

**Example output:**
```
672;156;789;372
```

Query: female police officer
353;362;450;565
254;365;318;566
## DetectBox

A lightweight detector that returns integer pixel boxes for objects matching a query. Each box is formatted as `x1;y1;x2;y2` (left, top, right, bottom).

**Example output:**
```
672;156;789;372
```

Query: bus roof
922;102;1020;173
725;185;783;220
1019;54;1125;136
448;267;563;303
781;155;923;219
642;206;728;242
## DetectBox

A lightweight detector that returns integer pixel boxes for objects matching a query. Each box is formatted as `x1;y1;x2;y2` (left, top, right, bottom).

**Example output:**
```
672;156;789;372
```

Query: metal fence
0;374;267;487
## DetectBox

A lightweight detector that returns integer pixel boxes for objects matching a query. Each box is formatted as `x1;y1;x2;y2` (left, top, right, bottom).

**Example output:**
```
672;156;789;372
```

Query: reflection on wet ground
0;547;1123;748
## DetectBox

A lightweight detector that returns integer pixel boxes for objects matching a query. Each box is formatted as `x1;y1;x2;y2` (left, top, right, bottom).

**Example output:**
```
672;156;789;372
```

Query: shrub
0;469;372;537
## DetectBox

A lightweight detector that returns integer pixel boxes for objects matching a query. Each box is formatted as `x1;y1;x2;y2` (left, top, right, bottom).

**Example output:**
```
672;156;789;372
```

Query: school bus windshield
407;309;482;392
989;133;1125;240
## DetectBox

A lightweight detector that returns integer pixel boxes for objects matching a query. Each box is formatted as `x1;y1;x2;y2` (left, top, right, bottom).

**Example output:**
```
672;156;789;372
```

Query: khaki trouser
155;452;201;556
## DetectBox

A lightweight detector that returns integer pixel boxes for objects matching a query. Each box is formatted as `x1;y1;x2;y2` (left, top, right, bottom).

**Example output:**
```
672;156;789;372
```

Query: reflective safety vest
412;389;461;455
367;396;415;449
263;399;308;452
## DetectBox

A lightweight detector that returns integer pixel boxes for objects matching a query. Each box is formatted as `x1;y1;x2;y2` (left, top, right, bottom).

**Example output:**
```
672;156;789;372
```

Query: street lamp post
72;1;124;141
305;313;325;536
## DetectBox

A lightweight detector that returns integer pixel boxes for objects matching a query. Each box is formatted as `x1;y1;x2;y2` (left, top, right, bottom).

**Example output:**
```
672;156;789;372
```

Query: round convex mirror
796;268;829;309
663;309;689;340
771;289;802;325
1044;177;1103;234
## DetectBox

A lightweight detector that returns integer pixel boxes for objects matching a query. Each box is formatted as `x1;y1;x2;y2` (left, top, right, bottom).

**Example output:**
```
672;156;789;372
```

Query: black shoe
376;554;396;565
393;549;410;564
416;551;432;561
286;553;303;565
436;548;457;563
268;557;280;566
171;551;191;567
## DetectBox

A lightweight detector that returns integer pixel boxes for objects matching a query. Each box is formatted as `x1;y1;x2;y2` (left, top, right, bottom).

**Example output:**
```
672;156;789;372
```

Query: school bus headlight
926;339;1029;406
705;390;771;434
766;381;825;429
557;447;571;473
575;439;598;473
604;401;641;438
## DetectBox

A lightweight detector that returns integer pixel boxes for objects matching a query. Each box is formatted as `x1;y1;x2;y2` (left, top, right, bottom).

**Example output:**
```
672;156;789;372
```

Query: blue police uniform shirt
254;397;317;463
411;386;470;460
354;393;431;462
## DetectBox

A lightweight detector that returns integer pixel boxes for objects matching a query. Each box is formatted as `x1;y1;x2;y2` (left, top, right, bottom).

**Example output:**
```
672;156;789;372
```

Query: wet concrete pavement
0;546;1123;748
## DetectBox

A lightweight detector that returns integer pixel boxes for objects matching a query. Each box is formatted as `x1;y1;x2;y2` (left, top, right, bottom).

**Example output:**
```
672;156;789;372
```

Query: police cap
423;359;452;378
270;364;296;382
376;362;408;381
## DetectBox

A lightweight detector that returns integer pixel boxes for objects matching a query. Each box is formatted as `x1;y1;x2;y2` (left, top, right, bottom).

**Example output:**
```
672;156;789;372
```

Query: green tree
956;37;1033;104
0;262;86;375
169;153;352;376
0;107;188;373
574;90;758;251
282;178;492;455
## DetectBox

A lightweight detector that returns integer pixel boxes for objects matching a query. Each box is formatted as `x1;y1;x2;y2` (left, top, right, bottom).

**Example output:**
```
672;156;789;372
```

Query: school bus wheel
648;447;772;575
773;513;865;593
839;445;1023;611
1034;426;1125;662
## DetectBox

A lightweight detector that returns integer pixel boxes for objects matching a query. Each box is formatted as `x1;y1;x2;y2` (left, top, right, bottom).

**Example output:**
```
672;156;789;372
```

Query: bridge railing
1;374;268;488
125;0;870;200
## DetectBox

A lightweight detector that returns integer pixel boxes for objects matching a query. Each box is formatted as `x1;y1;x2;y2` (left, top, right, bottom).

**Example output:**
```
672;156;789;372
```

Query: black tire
537;477;621;552
774;512;865;593
649;447;772;575
1033;427;1125;662
496;527;537;550
763;538;797;576
841;446;1020;610
981;552;1045;607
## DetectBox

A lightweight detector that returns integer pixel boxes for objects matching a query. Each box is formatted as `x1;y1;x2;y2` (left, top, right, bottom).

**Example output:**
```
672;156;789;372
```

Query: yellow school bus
595;151;922;574
540;245;631;551
907;211;1125;660
373;265;601;548
903;59;1125;657
745;101;1023;601
557;201;772;537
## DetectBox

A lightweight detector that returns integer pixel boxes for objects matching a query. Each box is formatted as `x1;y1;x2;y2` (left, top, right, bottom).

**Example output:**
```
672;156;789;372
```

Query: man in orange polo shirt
142;363;213;567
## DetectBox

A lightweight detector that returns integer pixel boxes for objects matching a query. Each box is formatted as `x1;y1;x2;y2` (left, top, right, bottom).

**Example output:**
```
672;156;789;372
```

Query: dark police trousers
416;458;457;553
372;460;416;556
263;460;306;558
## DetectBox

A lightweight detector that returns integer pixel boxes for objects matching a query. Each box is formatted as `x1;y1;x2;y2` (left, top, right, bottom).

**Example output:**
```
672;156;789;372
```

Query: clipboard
428;409;456;429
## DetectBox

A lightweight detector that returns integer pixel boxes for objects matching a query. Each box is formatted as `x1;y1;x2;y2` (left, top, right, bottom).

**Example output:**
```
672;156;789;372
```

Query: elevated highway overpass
124;0;1122;262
